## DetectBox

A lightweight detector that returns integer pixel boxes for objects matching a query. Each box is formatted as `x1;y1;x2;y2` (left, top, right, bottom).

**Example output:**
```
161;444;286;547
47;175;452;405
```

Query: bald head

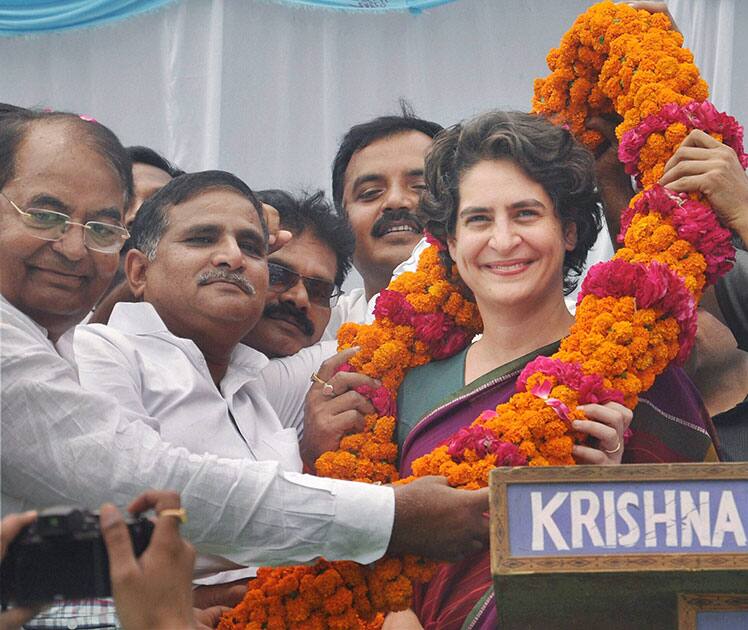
0;110;133;209
0;111;132;338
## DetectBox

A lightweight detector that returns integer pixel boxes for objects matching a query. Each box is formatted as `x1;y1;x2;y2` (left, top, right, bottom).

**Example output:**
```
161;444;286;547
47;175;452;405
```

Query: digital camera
0;506;153;606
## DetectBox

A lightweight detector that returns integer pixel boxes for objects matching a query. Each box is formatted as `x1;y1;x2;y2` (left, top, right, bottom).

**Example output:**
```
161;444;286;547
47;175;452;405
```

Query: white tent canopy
1;0;742;290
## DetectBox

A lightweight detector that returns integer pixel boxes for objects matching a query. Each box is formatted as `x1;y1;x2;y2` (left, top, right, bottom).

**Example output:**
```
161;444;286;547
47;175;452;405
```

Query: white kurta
323;286;368;340
0;296;394;567
65;302;303;468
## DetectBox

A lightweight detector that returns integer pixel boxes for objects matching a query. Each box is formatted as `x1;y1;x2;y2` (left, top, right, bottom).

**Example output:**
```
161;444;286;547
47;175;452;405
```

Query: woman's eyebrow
458;205;490;218
508;198;546;209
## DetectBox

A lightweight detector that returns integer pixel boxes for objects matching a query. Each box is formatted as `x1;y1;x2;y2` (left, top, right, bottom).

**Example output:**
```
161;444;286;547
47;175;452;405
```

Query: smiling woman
392;110;718;630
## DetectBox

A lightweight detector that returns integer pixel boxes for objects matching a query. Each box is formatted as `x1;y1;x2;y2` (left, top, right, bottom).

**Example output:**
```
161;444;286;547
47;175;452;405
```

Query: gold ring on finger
310;371;326;386
159;508;188;524
603;440;621;455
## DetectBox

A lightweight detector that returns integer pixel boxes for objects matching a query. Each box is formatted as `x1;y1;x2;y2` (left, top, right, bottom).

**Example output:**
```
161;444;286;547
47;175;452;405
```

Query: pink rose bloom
520;357;624;407
356;384;396;417
579;258;641;302
413;312;451;343
432;327;471;360
445;425;527;466
374;289;414;325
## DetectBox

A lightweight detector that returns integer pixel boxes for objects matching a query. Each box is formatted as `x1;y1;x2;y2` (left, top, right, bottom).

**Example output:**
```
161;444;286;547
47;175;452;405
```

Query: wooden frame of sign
489;463;748;629
490;462;748;575
677;593;748;629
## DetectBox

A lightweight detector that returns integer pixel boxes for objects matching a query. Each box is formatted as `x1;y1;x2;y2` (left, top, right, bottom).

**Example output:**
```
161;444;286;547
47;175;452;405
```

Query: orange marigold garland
220;238;481;629
222;2;743;627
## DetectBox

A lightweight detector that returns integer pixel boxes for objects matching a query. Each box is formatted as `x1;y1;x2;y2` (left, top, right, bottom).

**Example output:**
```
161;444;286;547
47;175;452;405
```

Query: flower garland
222;2;741;627
219;240;482;629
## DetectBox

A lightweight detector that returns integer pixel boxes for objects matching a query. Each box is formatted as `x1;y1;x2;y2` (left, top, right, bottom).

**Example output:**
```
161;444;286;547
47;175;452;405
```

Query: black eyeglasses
267;261;342;307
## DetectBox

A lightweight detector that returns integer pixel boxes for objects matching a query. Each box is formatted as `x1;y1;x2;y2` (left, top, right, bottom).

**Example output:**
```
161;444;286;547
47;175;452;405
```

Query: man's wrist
732;215;748;244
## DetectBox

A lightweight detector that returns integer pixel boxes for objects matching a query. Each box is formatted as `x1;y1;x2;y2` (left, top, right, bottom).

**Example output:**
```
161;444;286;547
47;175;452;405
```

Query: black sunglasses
267;261;342;307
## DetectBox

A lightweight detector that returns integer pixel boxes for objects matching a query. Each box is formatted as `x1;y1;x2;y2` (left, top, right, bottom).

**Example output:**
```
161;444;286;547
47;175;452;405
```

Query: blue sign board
507;479;748;556
697;611;748;629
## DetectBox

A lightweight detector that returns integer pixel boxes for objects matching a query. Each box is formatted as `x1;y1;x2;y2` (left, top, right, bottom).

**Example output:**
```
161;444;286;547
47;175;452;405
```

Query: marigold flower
223;4;740;627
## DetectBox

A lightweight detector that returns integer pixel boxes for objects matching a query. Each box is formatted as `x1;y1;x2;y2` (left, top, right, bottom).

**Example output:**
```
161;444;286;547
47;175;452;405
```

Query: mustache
197;270;256;295
263;301;315;337
371;209;424;238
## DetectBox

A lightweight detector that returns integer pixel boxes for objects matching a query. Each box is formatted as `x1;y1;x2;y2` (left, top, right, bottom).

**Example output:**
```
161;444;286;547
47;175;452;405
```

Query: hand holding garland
571;401;633;465
387;477;489;563
302;347;379;469
660;129;748;243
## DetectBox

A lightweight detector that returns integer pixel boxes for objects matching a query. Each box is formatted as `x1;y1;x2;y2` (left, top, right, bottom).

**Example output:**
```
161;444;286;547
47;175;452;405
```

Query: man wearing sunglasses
245;190;354;359
2;110;491;622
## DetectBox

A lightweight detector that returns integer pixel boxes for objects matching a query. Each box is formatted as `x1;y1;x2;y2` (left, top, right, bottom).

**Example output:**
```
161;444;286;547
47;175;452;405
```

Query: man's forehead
9;121;125;216
15;120;109;176
270;230;337;279
133;162;172;186
344;131;432;183
167;188;262;229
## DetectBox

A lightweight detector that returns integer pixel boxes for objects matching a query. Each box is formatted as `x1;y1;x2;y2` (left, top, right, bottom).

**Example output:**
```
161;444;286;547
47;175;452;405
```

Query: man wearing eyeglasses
1;110;491;621
0;114;132;342
244;189;353;359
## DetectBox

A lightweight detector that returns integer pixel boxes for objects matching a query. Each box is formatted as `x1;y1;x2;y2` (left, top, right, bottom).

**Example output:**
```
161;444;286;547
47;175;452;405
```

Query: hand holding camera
0;511;43;630
1;490;199;630
101;490;196;630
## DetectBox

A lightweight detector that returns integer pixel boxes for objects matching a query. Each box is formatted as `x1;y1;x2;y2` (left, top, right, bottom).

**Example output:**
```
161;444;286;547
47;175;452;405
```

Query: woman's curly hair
420;110;603;294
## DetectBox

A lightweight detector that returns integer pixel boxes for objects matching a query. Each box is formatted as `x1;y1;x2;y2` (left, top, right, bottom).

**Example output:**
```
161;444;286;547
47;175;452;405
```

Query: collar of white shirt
108;300;269;381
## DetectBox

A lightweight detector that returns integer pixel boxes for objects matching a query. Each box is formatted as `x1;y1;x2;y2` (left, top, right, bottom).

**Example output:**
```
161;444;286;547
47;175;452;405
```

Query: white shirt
64;302;313;583
64;302;304;468
322;287;368;340
0;296;394;566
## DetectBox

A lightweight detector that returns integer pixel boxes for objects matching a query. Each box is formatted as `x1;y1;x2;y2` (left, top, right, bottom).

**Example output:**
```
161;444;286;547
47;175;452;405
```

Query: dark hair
0;108;133;210
129;170;267;259
256;189;354;288
0;103;28;116
126;145;185;178
331;102;443;215
421;110;602;294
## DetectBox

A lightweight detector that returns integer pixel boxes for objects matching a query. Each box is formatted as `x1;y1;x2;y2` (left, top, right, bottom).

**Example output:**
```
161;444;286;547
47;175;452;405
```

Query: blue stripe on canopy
0;1;178;35
0;0;456;36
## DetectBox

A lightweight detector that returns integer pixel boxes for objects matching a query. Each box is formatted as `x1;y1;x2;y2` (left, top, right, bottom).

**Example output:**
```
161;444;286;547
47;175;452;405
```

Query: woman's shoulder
397;347;469;447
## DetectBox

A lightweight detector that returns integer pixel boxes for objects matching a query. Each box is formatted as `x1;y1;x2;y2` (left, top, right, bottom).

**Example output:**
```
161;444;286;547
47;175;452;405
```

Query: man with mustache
62;170;318;591
2;109;491;624
63;171;313;474
245;189;353;358
326;107;443;335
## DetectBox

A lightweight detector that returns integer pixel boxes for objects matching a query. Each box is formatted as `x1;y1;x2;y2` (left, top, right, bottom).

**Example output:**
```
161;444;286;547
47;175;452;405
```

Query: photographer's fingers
126;489;181;519
0;604;45;630
0;511;36;559
100;503;139;581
